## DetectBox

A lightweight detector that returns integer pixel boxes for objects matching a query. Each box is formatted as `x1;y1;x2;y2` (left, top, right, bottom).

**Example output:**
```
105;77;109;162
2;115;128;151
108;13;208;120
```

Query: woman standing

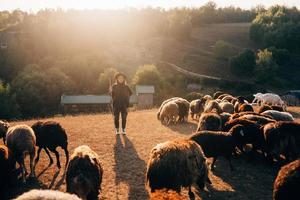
111;73;132;135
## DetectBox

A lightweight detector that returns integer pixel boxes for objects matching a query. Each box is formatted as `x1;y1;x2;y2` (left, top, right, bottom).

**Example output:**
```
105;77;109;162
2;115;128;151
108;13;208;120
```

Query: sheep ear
239;130;244;136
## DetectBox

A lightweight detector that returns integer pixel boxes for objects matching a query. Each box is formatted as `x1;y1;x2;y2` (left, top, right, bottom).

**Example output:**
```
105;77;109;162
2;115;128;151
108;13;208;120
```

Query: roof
136;85;155;94
61;95;111;104
61;94;138;104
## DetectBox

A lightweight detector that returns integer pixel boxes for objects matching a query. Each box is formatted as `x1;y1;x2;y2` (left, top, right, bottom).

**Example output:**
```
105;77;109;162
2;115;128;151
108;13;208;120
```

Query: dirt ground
3;107;300;200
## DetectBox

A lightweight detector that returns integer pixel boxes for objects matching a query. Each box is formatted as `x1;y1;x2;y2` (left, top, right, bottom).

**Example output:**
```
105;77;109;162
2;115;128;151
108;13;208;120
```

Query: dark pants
113;105;128;130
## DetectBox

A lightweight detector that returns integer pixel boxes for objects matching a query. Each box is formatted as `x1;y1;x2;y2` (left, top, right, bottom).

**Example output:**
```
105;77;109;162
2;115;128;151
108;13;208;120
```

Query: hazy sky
0;0;299;12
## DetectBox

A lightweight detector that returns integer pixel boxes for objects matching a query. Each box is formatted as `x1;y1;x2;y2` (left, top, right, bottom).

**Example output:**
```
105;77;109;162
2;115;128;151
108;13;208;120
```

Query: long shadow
114;135;149;200
167;121;198;135
207;154;278;200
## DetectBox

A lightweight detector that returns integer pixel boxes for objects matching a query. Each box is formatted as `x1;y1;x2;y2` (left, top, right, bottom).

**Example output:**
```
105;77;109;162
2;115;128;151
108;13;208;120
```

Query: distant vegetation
0;2;299;118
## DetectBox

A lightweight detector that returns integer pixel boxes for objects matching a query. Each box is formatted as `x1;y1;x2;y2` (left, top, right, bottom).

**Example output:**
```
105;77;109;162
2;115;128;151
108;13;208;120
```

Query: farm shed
281;90;300;106
136;85;155;109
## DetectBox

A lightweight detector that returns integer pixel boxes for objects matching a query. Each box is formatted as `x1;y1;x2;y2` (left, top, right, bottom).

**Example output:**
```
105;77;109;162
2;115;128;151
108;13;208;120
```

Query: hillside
105;23;258;81
5;107;300;200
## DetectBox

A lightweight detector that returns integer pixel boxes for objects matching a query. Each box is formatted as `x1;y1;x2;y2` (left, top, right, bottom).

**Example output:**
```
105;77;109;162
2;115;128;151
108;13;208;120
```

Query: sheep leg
44;148;54;165
64;148;69;168
29;150;36;178
18;156;26;183
52;148;61;169
34;147;42;166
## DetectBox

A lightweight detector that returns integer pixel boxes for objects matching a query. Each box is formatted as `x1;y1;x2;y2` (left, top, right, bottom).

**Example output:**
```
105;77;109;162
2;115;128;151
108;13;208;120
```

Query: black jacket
111;83;132;108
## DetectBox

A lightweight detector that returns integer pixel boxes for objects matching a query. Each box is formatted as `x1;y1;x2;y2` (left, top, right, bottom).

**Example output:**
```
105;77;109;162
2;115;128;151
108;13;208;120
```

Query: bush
230;49;256;75
98;68;118;94
255;49;279;82
12;65;74;117
267;47;290;65
213;40;238;60
0;81;20;119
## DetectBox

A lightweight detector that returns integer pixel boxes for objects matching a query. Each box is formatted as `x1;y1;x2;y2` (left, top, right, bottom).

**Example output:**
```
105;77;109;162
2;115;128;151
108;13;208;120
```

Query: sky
0;0;299;12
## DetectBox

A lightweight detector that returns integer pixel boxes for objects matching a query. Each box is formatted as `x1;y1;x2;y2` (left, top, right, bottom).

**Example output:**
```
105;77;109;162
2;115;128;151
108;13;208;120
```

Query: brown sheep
213;91;225;99
204;100;222;114
146;139;211;199
190;99;203;120
197;113;222;132
6;125;36;183
190;125;246;171
273;159;300;200
219;101;234;114
66;145;103;200
238;103;254;112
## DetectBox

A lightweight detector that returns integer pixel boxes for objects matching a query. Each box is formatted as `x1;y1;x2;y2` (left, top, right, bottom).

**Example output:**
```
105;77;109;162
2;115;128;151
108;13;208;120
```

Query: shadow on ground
114;135;149;200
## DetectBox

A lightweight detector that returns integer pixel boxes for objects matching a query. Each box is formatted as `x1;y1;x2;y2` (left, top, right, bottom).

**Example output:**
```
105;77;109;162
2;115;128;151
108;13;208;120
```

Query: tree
98;68;118;94
255;49;278;82
12;65;74;117
267;47;290;65
213;40;238;60
0;81;20;119
132;65;163;86
230;49;256;75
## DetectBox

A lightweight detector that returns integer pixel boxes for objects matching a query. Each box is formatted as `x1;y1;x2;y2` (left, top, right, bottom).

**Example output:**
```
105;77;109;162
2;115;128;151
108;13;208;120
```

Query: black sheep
224;118;265;153
190;125;245;171
146;139;211;199
273;159;300;200
66;145;103;200
31;121;69;169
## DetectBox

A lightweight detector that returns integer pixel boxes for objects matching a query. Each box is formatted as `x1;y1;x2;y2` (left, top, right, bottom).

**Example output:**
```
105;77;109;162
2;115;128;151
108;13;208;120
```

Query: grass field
4;107;300;200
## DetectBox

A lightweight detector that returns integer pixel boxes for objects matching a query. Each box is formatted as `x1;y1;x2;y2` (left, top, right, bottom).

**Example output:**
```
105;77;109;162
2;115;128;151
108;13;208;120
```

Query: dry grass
4;107;300;200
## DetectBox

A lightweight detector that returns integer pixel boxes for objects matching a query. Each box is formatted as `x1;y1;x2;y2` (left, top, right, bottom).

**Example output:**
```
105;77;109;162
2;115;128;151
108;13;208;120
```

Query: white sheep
159;101;179;125
6;125;36;183
261;110;294;121
14;189;81;200
253;93;286;109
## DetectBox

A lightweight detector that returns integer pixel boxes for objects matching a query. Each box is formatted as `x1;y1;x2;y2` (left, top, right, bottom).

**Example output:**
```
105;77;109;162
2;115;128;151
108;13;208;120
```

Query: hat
114;72;126;80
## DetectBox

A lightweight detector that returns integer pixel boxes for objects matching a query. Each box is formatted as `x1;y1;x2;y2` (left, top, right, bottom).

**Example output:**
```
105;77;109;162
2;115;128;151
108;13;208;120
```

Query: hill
5;107;300;199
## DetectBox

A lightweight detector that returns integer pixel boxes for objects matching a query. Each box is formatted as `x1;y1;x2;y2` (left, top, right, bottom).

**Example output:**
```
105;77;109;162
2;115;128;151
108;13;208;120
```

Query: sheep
219;101;234;114
204;100;222;114
173;98;190;122
66;145;103;200
14;189;81;200
146;139;211;199
230;111;274;120
273;159;300;200
217;94;232;100
197;113;222;132
261;110;294;122
258;104;273;113
150;189;183;200
190;125;246;171
220;112;231;130
159;101;179;125
6;125;36;183
190;99;203;120
221;95;234;103
213;91;225;99
224;118;265;153
238;114;276;126
238;103;254;112
234;96;247;113
0;144;16;199
253;93;286;108
31;121;69;169
157;97;180;120
263;121;300;163
0;120;10;143
258;105;285;114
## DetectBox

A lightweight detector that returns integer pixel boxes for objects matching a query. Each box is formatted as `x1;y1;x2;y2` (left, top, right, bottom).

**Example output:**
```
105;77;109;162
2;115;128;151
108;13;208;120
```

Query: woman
111;73;132;135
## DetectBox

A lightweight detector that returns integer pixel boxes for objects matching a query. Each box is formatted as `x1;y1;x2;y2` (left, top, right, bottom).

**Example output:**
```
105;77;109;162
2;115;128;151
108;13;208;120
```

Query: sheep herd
0;91;299;200
0;121;103;200
154;92;300;200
